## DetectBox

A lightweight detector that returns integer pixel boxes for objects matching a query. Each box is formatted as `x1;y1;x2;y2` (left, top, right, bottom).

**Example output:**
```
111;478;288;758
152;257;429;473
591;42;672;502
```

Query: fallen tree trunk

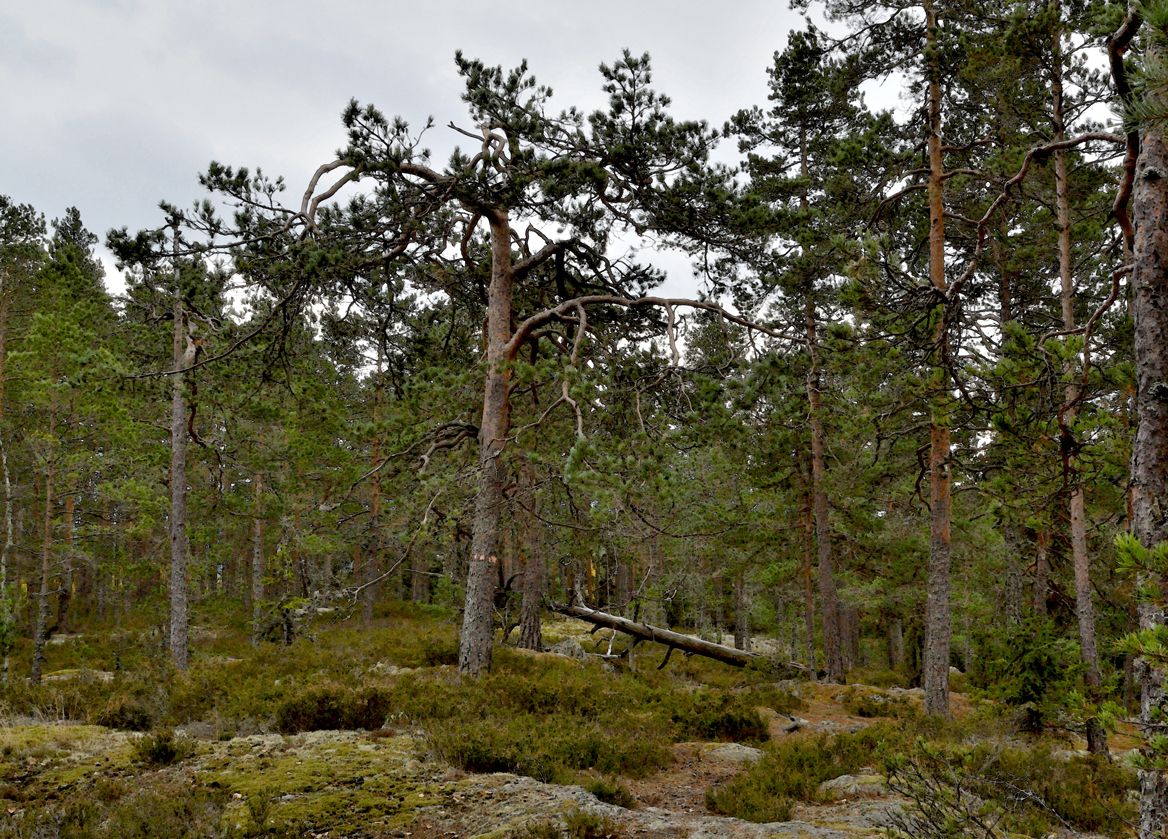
556;604;806;671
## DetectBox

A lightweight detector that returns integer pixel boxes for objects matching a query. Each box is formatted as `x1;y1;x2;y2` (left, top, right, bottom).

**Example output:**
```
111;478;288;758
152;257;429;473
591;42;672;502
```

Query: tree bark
1049;0;1107;754
363;337;385;624
0;444;12;684
1002;524;1024;626
557;604;787;669
169;233;194;670
251;473;265;644
808;302;844;682
888;616;904;671
517;458;544;651
0;278;11;683
56;491;74;635
1131;55;1168;834
31;409;56;685
802;499;818;680
1033;528;1051;616
411;554;430;603
459;211;516;676
733;574;752;653
922;0;952;717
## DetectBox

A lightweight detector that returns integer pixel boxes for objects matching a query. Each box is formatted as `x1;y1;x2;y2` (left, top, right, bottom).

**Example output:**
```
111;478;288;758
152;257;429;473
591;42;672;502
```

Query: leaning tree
192;51;776;675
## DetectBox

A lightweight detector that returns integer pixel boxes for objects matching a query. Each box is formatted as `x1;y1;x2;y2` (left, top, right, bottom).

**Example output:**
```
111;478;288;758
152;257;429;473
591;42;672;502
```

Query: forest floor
0;611;1139;838
0;682;920;839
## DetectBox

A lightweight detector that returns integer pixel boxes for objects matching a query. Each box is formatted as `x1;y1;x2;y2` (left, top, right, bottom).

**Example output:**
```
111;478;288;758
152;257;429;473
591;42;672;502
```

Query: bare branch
505;295;789;362
948;132;1126;301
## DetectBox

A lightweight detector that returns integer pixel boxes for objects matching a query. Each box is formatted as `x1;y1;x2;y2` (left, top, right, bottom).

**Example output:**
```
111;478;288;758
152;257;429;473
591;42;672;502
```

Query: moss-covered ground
0;605;1140;838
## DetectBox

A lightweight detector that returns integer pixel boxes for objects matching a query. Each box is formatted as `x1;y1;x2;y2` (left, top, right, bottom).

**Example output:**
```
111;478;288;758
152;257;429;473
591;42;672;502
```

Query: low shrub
704;776;793;823
582;776;637;808
274;684;394;733
840;688;915;719
706;723;907;822
0;782;228;839
671;691;770;745
509;810;624;839
419;635;460;667
96;696;153;731
564;809;624;839
886;740;1135;838
427;712;672;783
131;729;195;765
751;685;803;717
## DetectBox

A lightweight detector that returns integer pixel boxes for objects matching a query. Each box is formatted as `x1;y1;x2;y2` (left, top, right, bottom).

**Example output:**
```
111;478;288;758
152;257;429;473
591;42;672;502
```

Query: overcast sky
2;1;820;294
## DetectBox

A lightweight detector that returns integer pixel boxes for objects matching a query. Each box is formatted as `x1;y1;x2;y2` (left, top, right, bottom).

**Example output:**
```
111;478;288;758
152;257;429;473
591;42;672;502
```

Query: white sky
2;1;833;297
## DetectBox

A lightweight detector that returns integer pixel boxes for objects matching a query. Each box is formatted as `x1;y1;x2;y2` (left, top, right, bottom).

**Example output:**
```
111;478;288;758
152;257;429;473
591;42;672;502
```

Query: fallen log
555;604;803;671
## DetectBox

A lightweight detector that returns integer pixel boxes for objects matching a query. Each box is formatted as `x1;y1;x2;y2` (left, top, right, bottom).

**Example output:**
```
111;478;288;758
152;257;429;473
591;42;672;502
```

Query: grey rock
817;774;888;800
548;638;586;660
707;743;764;763
368;662;416;677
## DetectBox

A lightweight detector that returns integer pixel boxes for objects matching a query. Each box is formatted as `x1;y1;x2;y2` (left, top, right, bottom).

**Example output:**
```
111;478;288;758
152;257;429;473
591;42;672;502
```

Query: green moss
200;734;441;835
0;724;106;753
839;687;916;719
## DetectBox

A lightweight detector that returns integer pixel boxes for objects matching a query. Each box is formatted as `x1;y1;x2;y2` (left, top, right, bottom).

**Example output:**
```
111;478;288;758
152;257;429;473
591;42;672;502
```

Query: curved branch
505;295;789;362
947;132;1125;301
1109;8;1143;253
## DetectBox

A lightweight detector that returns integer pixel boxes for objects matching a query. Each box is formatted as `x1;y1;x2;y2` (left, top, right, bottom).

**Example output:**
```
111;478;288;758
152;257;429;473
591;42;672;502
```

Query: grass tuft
131;728;195;765
582;775;637;809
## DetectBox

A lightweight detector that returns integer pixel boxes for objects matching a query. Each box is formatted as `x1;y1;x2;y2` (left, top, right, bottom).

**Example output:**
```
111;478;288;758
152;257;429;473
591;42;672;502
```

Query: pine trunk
1002;524;1024;625
922;0;952;717
517;458;544;651
888;616;904;671
0;445;12;683
1033;528;1051;615
1049;4;1107;753
251;473;265;645
364;341;385;624
169;238;192;671
31;414;55;686
1131;80;1168;838
0;275;10;682
56;492;74;635
733;574;752;653
459;211;515;676
802;500;818;680
808;305;843;682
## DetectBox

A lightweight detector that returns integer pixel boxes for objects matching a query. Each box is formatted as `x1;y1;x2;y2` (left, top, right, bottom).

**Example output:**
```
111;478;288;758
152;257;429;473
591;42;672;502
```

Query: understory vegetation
0;607;1139;838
